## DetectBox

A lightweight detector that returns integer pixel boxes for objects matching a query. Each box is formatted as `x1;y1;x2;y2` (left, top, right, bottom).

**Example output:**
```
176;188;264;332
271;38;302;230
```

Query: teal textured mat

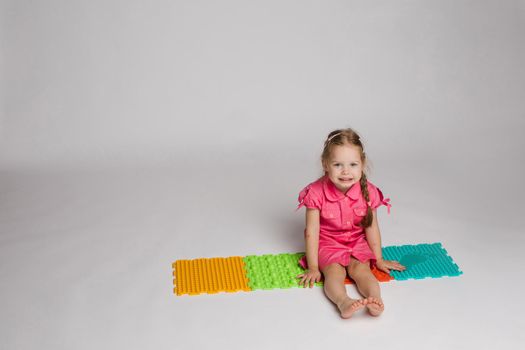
382;243;463;280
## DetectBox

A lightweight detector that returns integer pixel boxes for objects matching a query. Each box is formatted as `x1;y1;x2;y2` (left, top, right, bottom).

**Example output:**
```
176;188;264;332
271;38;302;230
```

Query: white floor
1;157;524;350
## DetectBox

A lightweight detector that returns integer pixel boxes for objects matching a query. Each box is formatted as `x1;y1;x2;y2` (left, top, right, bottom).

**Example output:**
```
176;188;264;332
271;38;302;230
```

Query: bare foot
338;298;365;319
365;297;384;317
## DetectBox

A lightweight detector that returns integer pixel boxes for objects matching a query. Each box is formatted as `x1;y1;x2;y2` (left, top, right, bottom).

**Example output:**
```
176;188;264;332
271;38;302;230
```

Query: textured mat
173;257;250;296
172;242;462;296
243;253;393;290
382;243;463;280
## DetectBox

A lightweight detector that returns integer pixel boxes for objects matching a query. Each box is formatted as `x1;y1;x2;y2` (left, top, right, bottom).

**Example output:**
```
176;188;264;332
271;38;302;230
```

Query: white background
1;1;524;349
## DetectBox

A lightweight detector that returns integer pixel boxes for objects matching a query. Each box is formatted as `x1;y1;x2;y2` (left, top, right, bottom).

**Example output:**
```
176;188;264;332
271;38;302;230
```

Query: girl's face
323;144;365;193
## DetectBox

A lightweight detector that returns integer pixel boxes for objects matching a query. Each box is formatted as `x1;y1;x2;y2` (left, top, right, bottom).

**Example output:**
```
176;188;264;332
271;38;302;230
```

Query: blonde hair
321;128;373;228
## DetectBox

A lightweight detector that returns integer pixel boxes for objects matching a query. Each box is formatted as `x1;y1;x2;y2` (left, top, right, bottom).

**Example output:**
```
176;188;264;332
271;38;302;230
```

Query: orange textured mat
344;265;393;284
173;257;251;296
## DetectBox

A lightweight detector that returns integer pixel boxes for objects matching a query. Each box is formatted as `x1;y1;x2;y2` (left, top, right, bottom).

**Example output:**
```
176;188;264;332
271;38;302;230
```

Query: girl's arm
304;208;320;271
297;208;322;288
365;210;383;260
365;210;406;274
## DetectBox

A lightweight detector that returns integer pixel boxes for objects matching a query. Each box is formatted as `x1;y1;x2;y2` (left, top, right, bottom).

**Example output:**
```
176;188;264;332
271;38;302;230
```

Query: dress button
346;221;351;225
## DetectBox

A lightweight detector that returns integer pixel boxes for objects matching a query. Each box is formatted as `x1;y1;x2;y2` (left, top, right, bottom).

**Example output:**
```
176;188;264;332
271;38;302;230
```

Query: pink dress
296;175;391;271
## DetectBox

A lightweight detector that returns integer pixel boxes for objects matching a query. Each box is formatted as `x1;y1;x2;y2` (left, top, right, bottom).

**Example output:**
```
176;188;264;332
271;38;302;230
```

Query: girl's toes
365;297;384;316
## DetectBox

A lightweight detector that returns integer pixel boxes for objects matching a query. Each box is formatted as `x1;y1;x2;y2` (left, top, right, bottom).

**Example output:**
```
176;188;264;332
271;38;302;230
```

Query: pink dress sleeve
368;183;392;214
296;185;322;211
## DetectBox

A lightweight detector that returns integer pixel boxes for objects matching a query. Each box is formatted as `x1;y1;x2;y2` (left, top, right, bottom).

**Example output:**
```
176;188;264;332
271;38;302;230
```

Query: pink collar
322;176;361;202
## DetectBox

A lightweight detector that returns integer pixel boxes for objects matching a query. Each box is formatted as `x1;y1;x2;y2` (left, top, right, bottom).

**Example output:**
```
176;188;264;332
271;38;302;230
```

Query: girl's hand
297;269;322;288
376;259;406;275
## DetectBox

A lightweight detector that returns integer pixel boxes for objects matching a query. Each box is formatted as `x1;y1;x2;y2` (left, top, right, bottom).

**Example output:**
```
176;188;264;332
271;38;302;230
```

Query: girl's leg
347;258;384;316
321;263;365;319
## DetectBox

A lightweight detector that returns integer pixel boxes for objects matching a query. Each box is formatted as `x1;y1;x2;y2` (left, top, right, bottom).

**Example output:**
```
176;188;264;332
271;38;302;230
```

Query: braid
359;173;373;228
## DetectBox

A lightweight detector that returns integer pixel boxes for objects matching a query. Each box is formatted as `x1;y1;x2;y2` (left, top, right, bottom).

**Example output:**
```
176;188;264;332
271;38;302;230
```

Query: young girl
296;128;405;319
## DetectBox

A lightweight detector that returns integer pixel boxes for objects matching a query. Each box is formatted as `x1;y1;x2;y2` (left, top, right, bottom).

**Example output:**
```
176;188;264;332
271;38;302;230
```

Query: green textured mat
244;253;309;290
243;243;462;290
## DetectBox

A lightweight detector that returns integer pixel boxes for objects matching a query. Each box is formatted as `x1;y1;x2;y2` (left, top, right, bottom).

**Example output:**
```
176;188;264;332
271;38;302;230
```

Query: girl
296;128;405;319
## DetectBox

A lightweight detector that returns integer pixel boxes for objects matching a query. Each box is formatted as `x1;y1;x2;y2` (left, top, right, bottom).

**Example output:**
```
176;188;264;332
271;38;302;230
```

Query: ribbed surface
173;257;251;296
